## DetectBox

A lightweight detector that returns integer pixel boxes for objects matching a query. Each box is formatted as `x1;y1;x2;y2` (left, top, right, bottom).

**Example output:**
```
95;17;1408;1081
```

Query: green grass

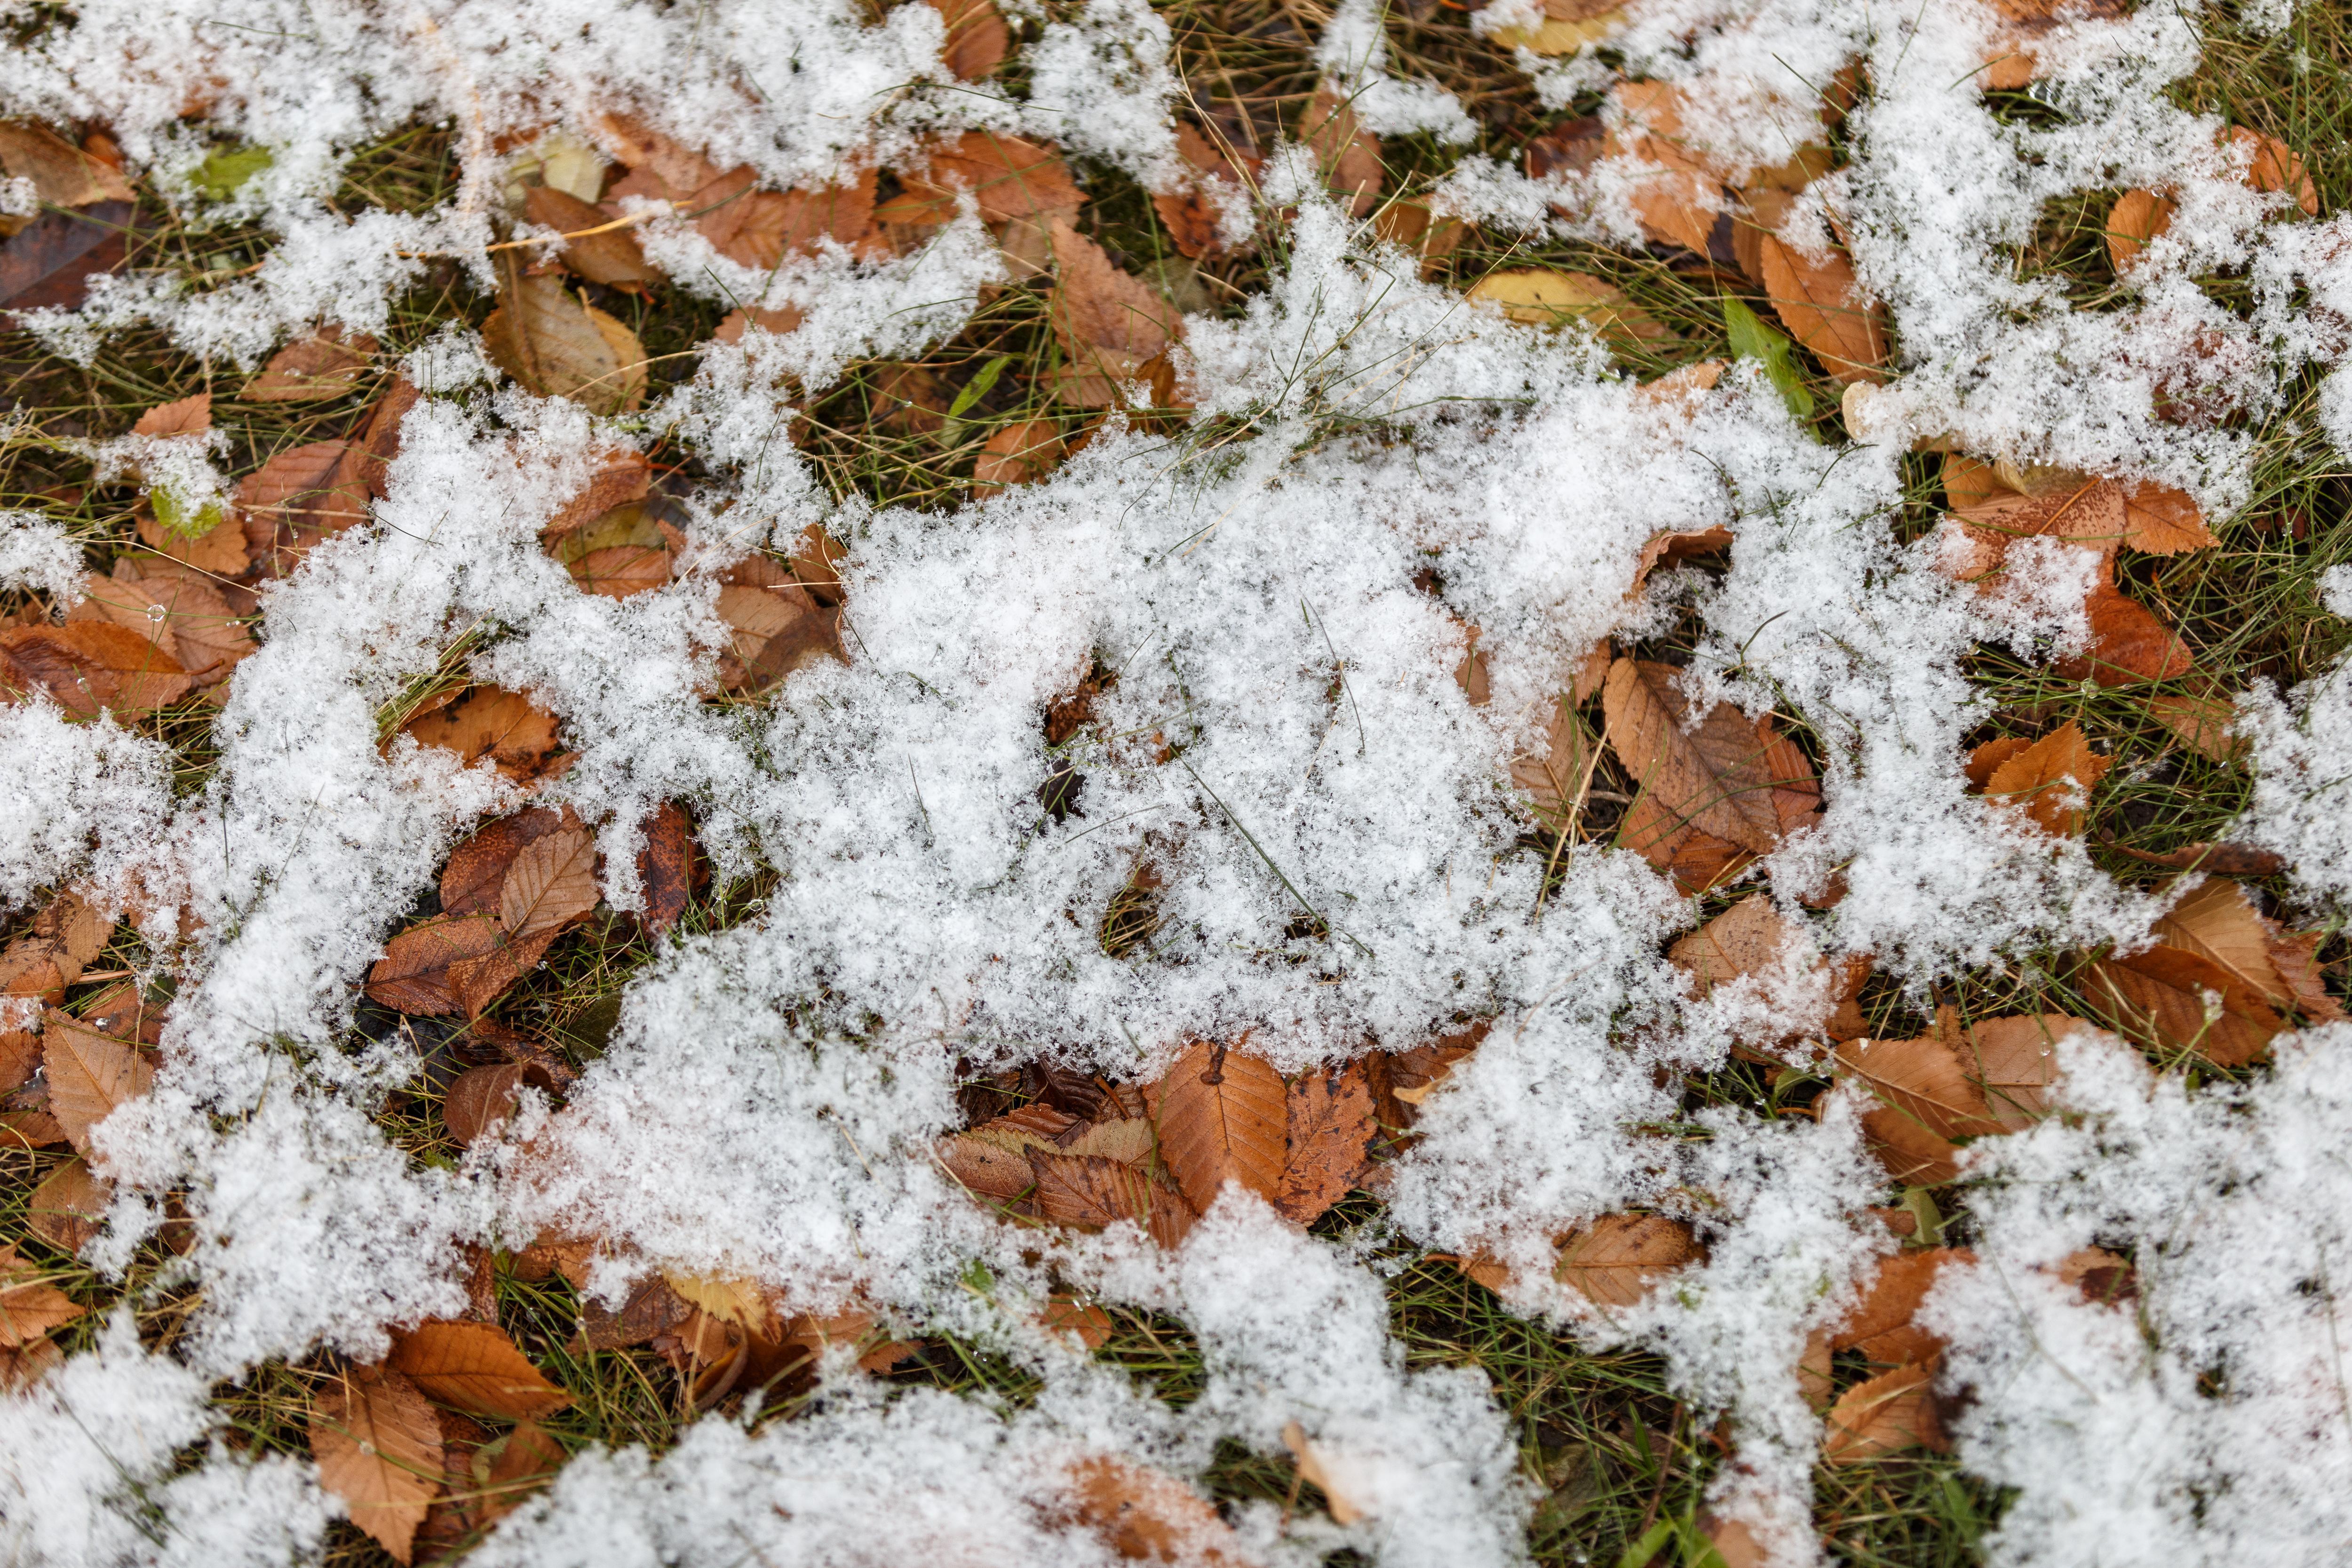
1;1;2346;1563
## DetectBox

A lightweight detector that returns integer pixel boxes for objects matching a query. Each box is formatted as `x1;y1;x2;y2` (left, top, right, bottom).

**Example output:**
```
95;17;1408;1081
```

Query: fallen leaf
42;1012;153;1157
636;801;699;934
1550;1214;1702;1308
1603;658;1816;857
1757;233;1887;384
1831;1246;1975;1365
1273;1063;1374;1225
1836;1034;2006;1184
310;1364;444;1564
1699;1511;1770;1568
0;1245;84;1348
714;583;847;692
2056;583;2194;687
521;184;655;289
441;1063;528;1147
2080;943;2282;1067
2105;189;2174;273
927;0;1008;79
132;392;211;438
25;1156;110;1254
474;1421;566;1528
70;559;252;688
0;122;134;210
891;132;1085;227
1037;1294;1115;1349
1946;1012;2087;1130
2226;126;2318;217
537;450;654;542
401;686;564;782
1668;893;1867;1044
2152;879;2293;1009
2097;838;2283;878
2147;689;2244;763
481;261;647;416
1510;694;1600;832
389;1319;572;1420
1602;82;1729;256
240;328;376;402
578;1275;695;1350
1059;1455;1251;1565
972;419;1066;495
1282;1420;1379;1523
1061;1115;1156;1163
1299;84;1382;217
1979;721;2109;837
2115;482;2217;554
1156;1039;1286;1213
1031;1151;1196;1248
445;927;564;1021
1154;121;1259;262
499;828;598;940
235;438;369;572
0;621;194;717
1487;0;1627;55
1467;270;1674;354
366;915;505;1015
1823;1363;1947;1463
0;1333;62;1390
0;199;135;318
1047;220;1181;408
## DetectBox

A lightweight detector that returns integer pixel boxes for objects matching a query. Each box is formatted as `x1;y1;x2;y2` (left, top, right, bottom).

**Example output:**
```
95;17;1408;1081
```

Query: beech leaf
310;1364;444;1564
1155;1039;1287;1212
1272;1063;1375;1225
1554;1213;1702;1308
42;1011;153;1156
1822;1364;1947;1464
499;827;599;940
388;1319;572;1420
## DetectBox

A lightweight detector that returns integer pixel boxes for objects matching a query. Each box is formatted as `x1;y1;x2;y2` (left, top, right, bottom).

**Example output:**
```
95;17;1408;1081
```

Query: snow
0;0;2347;1562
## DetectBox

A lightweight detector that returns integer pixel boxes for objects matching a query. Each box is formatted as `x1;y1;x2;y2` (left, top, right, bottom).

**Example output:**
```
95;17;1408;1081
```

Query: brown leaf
401;686;564;782
972;419;1066;495
1823;1364;1947;1463
714;583;847;692
1466;270;1675;354
2117;482;2216;553
481;262;647;416
71;559;253;687
235;438;368;573
1603;658;1812;857
310;1364;444;1564
1947;1012;2085;1130
2153;879;2290;1008
2105;189;2174;273
1156;1039;1286;1213
1831;1245;1974;1365
240;329;376;403
537;450;653;542
0;123;134;209
928;0;1008;80
1299;84;1383;217
475;1421;566;1528
1757;233;1887;384
1030;1152;1196;1248
1038;1294;1114;1349
25;1156;110;1254
1510;694;1601;831
0;1333;62;1390
2226;126;2318;217
1669;893;1867;1044
894;132;1085;227
1155;122;1259;262
1947;478;2129;581
567;541;672;599
1981;721;2109;837
132;392;211;438
2081;944;2282;1067
0;1245;84;1348
1047;220;1181;409
0;200;134;319
1554;1213;1701;1308
2056;584;2194;687
1273;1063;1374;1225
42;1012;153;1156
441;1063;528;1148
580;1275;696;1350
1836;1034;2006;1184
522;184;655;289
441;807;579;918
636;801;698;935
874;364;948;434
499;828;598;940
0;621;193;717
1061;1115;1156;1163
389;1319;572;1420
938;1130;1043;1202
2147;690;2244;763
366;915;505;1015
445;926;562;1021
1059;1455;1250;1565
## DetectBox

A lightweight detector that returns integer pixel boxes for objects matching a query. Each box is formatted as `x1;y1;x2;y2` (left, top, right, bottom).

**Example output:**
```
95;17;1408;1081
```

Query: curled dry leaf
1156;1039;1286;1213
1971;721;2109;838
240;328;375;402
636;800;699;934
521;184;654;289
389;1319;572;1420
1756;233;1887;384
1282;1420;1376;1524
972;419;1065;495
2106;189;2174;273
401;686;564;782
2225;126;2318;217
1058;1455;1252;1566
0;621;194;718
1467;270;1673;355
1272;1062;1375;1225
1822;1363;1947;1463
1836;1033;2006;1184
1299;84;1382;217
0;1244;86;1348
481;263;647;416
475;1421;566;1528
310;1364;443;1565
42;1011;153;1156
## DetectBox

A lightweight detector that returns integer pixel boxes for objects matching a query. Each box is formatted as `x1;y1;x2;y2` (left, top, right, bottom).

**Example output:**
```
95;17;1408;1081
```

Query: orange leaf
2057;584;2194;687
1299;84;1383;217
894;132;1084;226
389;1319;572;1420
25;1156;110;1254
2117;482;2216;553
401;687;564;782
926;0;1008;80
2081;945;2281;1067
240;329;376;403
1756;234;1886;384
1554;1213;1701;1308
0;622;193;718
0;1244;86;1348
1046;220;1181;409
41;1011;152;1156
1272;1063;1375;1225
972;419;1066;495
441;807;581;919
132;392;211;438
1155;1039;1287;1212
441;1063;528;1148
1823;1363;1947;1463
1980;721;2108;837
1603;659;1815;857
1835;1035;2005;1184
1059;1455;1251;1565
1030;1152;1196;1249
2105;189;2174;273
1830;1246;1974;1365
310;1365;443;1564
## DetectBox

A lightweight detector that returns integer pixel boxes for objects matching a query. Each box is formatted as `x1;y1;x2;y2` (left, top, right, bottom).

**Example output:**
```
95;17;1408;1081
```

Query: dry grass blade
388;1319;572;1420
